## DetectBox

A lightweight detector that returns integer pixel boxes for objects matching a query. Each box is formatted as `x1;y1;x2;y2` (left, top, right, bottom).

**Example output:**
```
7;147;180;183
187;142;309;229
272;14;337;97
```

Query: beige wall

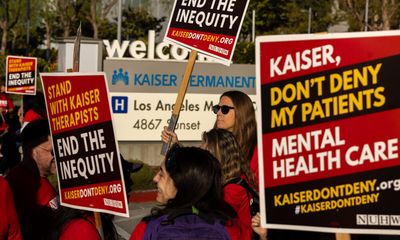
118;141;200;166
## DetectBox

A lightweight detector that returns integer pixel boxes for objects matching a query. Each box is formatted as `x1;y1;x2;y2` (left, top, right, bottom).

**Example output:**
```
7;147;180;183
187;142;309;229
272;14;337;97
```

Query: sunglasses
212;105;234;114
37;145;54;157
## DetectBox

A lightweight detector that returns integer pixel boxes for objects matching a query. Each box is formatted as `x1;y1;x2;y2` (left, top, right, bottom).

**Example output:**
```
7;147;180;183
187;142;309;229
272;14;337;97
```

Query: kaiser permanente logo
112;69;129;85
356;214;400;226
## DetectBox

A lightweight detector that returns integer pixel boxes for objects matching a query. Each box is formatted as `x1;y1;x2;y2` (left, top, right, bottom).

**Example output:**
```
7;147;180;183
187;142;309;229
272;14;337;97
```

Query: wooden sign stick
336;233;351;240
160;49;198;155
69;23;104;239
72;23;81;72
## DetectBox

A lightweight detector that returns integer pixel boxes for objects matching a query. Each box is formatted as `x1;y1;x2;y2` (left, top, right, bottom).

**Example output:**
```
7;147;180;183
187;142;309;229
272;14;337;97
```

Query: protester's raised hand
251;212;267;240
161;126;179;144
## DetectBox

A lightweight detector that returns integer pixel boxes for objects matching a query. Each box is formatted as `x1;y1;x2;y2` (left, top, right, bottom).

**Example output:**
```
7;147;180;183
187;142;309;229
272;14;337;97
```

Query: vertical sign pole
70;23;104;240
72;23;81;72
160;50;198;155
94;211;105;240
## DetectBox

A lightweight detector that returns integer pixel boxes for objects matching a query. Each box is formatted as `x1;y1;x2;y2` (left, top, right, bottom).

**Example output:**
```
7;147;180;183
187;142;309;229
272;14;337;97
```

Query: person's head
5;112;21;132
23;91;47;118
21;119;55;177
213;91;257;161
201;128;243;184
153;145;226;212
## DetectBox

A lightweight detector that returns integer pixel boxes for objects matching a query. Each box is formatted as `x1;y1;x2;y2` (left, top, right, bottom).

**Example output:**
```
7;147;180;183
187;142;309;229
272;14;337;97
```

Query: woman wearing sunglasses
161;90;259;187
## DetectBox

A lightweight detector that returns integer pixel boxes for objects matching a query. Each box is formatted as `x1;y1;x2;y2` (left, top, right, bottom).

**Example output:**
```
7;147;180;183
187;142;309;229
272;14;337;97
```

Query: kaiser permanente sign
103;31;255;141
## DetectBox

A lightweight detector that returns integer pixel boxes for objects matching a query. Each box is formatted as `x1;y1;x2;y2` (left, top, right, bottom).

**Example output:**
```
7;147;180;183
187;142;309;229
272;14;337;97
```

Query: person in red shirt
6;119;59;240
202;128;255;240
20;91;47;130
0;84;14;134
0;177;22;240
46;207;118;240
0;84;14;114
130;145;242;240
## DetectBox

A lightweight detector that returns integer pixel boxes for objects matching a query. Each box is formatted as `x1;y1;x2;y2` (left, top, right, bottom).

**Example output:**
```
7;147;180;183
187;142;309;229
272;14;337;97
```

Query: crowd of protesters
1;86;395;240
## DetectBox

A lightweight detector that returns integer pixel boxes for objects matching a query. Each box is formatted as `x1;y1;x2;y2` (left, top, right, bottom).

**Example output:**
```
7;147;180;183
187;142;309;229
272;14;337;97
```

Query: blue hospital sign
112;96;128;113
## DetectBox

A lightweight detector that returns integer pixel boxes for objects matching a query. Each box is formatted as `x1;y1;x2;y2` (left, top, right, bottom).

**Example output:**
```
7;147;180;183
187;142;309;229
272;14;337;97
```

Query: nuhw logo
356;214;400;226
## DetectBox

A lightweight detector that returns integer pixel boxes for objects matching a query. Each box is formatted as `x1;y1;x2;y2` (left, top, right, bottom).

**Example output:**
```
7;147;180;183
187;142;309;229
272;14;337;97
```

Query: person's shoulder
5;163;34;184
224;219;244;240
130;220;148;240
224;180;248;194
5;164;25;184
60;218;100;240
223;179;249;208
0;176;13;194
23;110;43;122
224;183;247;192
0;177;11;201
0;177;7;187
37;177;58;209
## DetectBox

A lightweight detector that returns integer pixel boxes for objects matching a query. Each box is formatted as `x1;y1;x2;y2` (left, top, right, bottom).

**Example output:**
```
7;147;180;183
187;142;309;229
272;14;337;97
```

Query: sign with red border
40;72;129;217
164;0;250;66
6;55;37;95
256;31;400;234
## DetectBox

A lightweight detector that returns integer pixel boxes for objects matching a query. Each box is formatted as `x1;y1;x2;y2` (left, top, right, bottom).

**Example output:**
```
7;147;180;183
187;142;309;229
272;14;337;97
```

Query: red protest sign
164;0;249;65
40;72;129;217
6;55;37;95
256;31;400;234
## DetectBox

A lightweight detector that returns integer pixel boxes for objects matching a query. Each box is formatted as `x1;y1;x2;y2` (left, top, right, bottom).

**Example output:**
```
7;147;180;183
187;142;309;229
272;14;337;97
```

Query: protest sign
6;55;37;95
40;72;129;217
164;0;250;65
256;31;400;234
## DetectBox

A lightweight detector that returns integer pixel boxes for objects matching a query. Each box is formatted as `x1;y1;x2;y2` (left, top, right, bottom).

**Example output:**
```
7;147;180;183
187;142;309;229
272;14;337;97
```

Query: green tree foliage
241;0;336;39
81;0;118;39
338;0;400;31
278;0;336;34
233;41;255;64
98;21;117;41
122;6;165;41
4;0;400;67
234;0;338;63
0;0;22;54
7;0;46;55
247;0;337;36
54;0;84;38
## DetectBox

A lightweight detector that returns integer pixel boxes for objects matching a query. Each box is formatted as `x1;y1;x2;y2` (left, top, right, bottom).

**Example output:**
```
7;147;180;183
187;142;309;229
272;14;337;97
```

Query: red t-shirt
0;177;22;240
129;221;146;240
23;109;43;123
59;218;100;240
6;160;59;239
224;180;252;240
36;177;59;210
250;145;259;189
0;93;14;113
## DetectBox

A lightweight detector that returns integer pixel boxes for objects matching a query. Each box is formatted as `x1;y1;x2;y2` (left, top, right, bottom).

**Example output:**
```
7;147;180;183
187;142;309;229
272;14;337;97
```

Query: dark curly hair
202;128;255;188
150;145;236;221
